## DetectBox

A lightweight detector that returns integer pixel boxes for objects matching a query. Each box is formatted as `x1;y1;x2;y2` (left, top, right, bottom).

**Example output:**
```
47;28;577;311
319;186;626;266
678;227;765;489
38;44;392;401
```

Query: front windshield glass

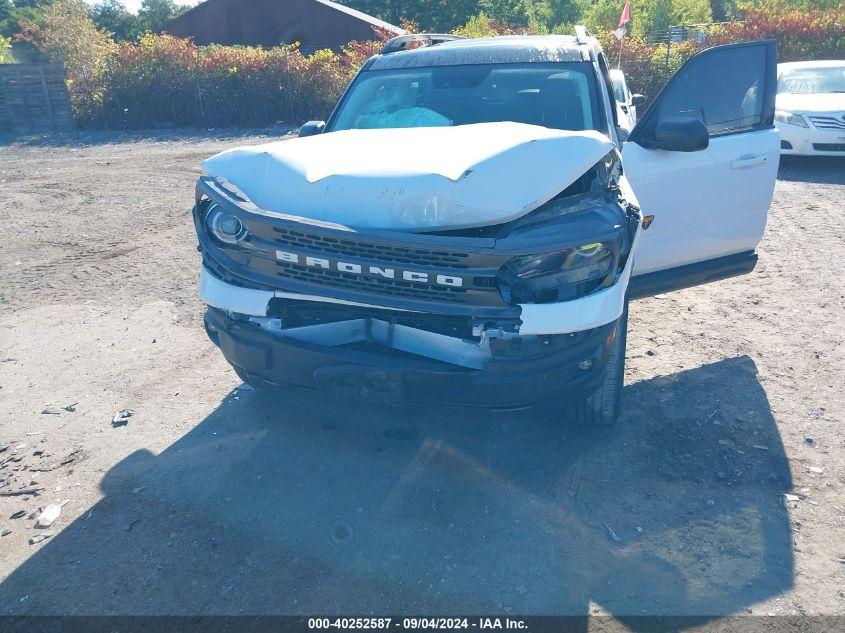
329;62;603;133
778;66;845;94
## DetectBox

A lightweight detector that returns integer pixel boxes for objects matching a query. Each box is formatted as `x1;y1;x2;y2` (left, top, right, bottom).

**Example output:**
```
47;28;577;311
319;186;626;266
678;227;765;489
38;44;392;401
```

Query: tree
16;0;114;118
91;0;142;41
0;0;14;37
724;0;844;19
20;0;111;65
138;0;191;33
576;0;711;38
671;0;713;25
1;0;51;38
477;0;526;25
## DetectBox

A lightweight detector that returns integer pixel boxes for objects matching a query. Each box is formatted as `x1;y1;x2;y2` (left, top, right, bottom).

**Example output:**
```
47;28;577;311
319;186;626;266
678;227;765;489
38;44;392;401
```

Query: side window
634;41;776;138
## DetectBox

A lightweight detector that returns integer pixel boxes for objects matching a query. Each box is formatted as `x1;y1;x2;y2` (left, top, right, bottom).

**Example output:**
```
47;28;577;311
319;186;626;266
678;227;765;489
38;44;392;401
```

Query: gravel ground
0;129;842;624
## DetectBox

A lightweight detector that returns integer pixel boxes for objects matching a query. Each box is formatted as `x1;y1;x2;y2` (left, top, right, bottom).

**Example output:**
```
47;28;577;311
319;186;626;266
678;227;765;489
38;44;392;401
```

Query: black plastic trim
204;308;618;407
628;251;758;299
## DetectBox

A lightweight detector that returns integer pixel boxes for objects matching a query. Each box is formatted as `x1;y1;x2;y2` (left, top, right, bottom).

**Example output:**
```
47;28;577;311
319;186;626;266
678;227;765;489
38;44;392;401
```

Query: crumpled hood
776;92;845;114
202;122;615;231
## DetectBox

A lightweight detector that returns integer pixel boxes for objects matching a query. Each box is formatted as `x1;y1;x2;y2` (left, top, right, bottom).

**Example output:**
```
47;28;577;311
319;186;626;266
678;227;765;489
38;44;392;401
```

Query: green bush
599;5;844;103
66;34;382;129
0;34;12;62
22;1;845;130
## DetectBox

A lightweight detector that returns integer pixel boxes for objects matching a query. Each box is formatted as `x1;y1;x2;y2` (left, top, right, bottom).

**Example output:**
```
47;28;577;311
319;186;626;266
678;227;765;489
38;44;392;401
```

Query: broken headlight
497;241;617;304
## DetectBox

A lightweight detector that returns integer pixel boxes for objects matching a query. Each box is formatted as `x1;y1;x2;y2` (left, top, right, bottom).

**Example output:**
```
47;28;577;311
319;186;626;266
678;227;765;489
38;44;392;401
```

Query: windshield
329;62;603;133
778;66;845;94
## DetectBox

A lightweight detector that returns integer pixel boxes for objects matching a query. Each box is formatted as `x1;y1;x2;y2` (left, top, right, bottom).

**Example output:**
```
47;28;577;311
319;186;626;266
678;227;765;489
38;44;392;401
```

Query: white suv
193;29;779;425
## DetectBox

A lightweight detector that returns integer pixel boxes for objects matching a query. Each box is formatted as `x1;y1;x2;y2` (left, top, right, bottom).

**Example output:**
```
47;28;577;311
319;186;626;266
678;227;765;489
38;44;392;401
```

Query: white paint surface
624;128;779;276
199;266;409;317
202;122;614;231
199;263;632;341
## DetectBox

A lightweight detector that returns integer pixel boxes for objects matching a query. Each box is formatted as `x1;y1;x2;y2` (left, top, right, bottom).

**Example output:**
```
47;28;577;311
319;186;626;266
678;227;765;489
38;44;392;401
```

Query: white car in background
609;68;645;132
775;60;845;156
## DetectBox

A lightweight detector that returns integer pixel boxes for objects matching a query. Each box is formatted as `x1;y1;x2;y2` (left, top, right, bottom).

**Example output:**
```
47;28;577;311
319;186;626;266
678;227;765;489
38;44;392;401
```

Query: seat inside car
540;77;584;130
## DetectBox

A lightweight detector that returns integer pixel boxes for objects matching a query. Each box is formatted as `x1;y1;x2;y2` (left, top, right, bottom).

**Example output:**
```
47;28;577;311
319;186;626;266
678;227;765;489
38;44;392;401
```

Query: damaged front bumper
204;305;619;407
198;254;630;406
194;174;639;406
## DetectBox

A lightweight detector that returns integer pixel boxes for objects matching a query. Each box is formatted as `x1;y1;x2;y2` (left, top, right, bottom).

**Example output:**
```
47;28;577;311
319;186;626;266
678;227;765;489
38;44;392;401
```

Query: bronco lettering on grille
275;250;464;288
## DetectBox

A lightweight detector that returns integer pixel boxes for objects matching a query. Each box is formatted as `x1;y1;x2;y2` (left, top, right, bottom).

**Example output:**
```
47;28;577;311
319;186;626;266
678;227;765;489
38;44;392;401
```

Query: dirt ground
0;129;842;624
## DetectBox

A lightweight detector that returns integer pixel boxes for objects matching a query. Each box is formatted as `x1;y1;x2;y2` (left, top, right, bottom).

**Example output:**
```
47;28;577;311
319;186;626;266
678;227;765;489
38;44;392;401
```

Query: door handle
731;155;767;169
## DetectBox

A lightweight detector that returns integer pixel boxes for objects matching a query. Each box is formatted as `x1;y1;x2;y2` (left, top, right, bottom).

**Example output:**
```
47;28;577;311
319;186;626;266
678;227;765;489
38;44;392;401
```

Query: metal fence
0;63;73;133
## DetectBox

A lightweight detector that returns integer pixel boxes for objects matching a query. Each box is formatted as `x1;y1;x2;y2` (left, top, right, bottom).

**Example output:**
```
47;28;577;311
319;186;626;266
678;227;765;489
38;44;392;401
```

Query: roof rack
381;33;466;55
573;25;592;45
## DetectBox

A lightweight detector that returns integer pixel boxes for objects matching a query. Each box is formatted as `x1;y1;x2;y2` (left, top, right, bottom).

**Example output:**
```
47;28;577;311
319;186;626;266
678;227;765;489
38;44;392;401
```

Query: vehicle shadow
777;155;845;184
0;356;793;623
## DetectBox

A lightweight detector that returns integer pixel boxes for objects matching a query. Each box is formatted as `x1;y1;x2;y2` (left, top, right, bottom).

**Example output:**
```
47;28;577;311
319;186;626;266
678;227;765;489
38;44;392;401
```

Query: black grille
267;298;489;338
273;228;471;268
813;143;845;152
275;261;470;303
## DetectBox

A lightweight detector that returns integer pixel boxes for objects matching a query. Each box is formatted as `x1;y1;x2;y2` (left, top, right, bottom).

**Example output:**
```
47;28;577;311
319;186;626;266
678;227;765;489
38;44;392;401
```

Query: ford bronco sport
193;29;779;424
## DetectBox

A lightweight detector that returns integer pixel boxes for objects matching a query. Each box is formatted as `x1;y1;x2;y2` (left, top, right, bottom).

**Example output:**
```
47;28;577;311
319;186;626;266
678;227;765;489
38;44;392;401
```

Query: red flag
617;0;631;29
613;0;630;40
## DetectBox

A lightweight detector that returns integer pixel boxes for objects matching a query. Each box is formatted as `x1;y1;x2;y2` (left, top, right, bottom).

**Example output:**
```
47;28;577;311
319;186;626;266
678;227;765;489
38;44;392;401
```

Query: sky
83;0;199;15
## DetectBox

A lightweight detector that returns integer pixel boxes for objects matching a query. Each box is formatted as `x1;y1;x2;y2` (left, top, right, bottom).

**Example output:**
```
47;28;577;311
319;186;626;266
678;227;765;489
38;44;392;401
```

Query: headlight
774;111;808;128
497;242;616;304
206;204;248;244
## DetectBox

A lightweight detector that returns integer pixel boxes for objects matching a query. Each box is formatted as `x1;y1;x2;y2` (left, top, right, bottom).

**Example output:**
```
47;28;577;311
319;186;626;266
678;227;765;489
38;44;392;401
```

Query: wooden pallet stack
0;63;74;133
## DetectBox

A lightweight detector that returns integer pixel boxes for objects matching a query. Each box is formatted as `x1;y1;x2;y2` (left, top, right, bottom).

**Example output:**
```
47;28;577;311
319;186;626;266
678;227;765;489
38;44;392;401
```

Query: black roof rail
380;33;466;55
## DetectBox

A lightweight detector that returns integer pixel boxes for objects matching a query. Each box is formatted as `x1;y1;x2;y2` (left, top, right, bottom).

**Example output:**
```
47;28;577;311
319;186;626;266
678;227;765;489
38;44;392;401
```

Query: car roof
369;35;588;71
778;60;845;74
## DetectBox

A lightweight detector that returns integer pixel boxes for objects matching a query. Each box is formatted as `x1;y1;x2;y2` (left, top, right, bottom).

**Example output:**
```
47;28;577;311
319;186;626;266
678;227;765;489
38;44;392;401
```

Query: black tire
567;300;628;426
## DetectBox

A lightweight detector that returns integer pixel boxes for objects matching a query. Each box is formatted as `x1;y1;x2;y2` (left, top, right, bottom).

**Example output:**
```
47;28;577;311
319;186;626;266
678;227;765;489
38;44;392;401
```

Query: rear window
329;62;603;133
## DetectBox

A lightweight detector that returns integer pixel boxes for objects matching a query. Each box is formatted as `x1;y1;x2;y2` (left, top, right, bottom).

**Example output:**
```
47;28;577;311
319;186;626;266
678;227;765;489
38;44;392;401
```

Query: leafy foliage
65;33;383;129
599;5;845;101
137;0;190;32
13;0;845;129
576;0;713;38
16;0;113;118
0;32;13;61
89;0;190;39
710;4;845;61
90;0;143;41
339;0;585;33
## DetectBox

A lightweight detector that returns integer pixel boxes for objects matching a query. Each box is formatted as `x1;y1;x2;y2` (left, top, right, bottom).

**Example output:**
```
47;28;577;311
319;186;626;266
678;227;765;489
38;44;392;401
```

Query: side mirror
631;94;647;107
299;120;325;137
649;116;709;152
